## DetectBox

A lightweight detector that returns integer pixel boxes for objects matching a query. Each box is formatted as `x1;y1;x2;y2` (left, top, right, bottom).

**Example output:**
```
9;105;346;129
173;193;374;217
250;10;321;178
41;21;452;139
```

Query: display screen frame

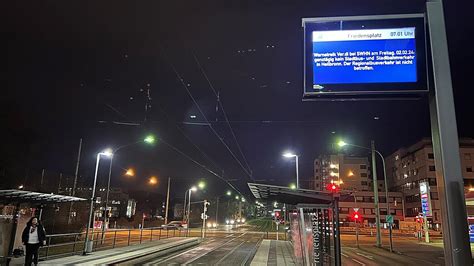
302;14;428;99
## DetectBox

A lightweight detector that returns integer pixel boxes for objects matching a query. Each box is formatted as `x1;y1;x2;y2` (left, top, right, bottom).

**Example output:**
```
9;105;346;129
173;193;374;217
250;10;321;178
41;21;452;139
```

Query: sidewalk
10;237;199;265
250;240;296;266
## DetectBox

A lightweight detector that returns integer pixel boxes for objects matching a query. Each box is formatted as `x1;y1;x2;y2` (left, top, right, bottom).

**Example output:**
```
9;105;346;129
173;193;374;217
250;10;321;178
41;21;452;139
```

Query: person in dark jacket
21;217;46;266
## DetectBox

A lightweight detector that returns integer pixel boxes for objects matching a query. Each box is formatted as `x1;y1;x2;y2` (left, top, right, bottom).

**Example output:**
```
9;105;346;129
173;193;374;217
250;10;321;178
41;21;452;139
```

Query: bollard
150;228;153;241
113;230;117;248
127;229;131;246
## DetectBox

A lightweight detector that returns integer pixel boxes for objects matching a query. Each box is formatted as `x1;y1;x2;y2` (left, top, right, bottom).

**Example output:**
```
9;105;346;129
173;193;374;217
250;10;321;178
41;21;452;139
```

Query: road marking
352;258;366;265
356;252;374;260
341;253;349;258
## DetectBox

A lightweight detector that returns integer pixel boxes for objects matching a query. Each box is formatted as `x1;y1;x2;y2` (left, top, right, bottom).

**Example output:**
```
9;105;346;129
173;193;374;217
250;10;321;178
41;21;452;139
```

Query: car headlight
226;219;230;224
230;220;235;224
241;218;246;223
213;223;217;228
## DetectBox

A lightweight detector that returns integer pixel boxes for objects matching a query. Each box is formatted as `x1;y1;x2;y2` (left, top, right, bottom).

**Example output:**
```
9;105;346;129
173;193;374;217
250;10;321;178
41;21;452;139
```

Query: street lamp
144;135;156;144
185;186;198;235
198;181;206;190
83;149;113;255
289;183;297;190
125;168;135;177
337;139;392;251
226;191;232;196
148;176;158;185
282;151;300;189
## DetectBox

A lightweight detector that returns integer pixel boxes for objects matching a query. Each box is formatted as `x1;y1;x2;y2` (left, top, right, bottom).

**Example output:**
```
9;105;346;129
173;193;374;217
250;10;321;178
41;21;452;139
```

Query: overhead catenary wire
193;54;253;176
157;136;244;197
161;49;253;180
154;100;224;174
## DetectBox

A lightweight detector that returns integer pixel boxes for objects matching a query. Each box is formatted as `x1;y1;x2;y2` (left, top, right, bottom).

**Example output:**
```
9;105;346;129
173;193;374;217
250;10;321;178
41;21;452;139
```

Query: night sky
3;0;473;199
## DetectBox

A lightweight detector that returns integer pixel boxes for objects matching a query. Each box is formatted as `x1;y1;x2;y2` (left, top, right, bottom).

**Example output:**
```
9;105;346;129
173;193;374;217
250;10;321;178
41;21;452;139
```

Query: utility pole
68;138;82;225
215;197;219;224
40;169;45;191
371;140;382;247
165;177;171;224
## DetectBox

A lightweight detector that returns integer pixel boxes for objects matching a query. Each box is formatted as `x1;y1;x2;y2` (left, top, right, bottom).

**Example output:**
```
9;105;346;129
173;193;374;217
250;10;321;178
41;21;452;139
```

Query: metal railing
38;227;182;260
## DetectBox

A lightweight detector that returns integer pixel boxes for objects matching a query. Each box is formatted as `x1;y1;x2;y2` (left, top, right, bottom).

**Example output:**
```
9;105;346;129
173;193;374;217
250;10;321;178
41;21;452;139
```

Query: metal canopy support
427;1;472;264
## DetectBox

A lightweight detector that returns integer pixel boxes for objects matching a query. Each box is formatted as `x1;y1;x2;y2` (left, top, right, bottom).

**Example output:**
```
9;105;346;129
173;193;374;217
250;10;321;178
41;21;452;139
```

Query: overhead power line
160;49;253;180
193;54;253;177
157;136;244;196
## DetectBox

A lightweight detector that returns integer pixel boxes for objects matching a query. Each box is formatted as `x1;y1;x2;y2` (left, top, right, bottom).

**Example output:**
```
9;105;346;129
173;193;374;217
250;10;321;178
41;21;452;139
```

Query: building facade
313;154;371;192
385;138;474;229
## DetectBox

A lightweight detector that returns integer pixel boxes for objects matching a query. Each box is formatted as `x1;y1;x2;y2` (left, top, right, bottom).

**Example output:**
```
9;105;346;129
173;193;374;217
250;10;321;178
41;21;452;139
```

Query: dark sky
2;0;473;199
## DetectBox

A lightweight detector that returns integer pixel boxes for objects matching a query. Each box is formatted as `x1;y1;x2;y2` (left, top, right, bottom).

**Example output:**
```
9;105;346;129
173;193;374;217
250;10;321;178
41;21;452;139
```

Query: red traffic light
352;212;361;221
326;183;339;193
275;211;280;217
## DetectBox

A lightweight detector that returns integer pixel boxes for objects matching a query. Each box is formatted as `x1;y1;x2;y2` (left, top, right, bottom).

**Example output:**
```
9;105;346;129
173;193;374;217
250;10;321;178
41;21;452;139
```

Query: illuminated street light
101;148;113;157
282;151;300;189
191;186;198;192
226;191;232;196
235;195;240;200
125;168;135;177
282;152;297;158
18;185;24;189
198;181;206;190
241;198;246;202
337;140;347;147
289;183;297;190
149;176;158;185
84;149;113;254
144;135;156;144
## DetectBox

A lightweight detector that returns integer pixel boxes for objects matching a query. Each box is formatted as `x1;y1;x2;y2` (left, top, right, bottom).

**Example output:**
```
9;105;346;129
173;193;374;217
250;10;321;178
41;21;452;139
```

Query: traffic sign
386;215;394;224
353;208;359;212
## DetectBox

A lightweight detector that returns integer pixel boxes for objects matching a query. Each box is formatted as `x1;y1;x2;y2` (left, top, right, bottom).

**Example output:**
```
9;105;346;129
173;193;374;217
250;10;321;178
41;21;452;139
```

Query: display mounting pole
427;0;472;264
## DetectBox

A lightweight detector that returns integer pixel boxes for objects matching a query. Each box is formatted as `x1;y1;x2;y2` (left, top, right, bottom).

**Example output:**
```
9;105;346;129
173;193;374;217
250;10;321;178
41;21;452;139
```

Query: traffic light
275;211;281;218
415;215;423;223
352;211;361;222
326;183;339;193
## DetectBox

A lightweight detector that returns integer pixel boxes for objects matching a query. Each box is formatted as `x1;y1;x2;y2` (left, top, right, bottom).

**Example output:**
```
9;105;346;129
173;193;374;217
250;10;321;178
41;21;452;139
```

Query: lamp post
337;140;392;251
283;152;300;189
186;186;198;236
83;149;112;255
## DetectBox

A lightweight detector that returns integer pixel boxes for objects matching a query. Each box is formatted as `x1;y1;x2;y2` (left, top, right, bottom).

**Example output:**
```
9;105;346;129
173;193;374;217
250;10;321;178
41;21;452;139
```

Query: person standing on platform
22;217;46;266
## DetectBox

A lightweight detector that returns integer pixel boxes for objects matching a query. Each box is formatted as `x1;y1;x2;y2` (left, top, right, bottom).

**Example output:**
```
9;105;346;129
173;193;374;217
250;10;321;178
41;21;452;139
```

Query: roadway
340;234;446;265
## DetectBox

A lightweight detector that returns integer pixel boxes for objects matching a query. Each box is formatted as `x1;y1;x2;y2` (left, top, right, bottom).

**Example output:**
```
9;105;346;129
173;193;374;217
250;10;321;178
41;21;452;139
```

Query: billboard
303;14;427;99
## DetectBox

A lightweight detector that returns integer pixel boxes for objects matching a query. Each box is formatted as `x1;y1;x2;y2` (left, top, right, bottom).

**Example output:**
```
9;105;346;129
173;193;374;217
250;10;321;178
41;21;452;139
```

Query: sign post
353;208;360;249
419;181;431;243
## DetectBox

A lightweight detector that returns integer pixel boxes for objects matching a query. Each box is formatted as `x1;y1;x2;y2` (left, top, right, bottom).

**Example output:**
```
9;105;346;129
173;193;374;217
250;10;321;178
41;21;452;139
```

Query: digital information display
303;14;427;99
